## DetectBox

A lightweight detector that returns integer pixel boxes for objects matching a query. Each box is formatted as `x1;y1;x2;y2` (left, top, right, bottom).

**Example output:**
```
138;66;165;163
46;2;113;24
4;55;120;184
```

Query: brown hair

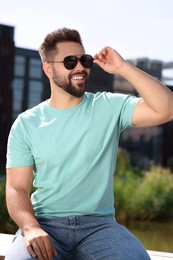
39;27;84;63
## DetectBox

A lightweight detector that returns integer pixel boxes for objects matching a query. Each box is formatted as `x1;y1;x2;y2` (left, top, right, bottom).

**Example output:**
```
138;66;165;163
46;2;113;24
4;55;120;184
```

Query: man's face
50;42;90;98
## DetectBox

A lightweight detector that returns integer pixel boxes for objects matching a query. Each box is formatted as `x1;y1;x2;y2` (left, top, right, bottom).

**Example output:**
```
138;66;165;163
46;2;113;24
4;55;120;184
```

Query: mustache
70;71;88;78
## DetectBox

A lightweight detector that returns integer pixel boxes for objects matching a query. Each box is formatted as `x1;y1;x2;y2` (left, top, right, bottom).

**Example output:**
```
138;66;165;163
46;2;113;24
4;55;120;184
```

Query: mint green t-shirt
6;92;140;218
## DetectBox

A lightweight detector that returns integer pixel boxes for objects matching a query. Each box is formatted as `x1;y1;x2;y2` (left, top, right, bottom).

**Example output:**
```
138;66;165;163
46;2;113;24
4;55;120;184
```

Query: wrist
22;220;40;233
116;61;141;81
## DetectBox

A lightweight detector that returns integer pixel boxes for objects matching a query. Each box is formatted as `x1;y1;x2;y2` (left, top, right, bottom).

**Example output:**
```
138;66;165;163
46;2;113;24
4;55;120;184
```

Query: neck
48;89;84;110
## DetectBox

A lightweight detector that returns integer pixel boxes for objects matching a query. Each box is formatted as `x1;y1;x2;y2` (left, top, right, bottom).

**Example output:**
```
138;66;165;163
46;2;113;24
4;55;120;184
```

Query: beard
52;68;88;98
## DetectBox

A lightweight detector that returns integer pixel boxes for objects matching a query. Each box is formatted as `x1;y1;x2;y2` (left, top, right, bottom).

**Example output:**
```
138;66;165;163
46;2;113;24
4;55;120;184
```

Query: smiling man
5;28;173;260
46;42;90;99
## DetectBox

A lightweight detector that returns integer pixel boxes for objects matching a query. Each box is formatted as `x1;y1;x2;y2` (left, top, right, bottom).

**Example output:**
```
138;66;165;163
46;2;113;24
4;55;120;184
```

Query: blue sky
0;0;173;62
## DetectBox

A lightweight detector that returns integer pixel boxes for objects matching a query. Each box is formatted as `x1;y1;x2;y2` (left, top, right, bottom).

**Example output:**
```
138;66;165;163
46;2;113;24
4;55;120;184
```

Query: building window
12;78;24;118
14;55;25;76
28;80;43;108
29;58;42;79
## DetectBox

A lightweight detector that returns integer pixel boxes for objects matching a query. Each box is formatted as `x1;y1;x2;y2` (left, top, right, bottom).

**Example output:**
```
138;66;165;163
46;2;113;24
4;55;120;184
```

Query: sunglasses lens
64;56;77;70
63;55;93;70
80;55;93;68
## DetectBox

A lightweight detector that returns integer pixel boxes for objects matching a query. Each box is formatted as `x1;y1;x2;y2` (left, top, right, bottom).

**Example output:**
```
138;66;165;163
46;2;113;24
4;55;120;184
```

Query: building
12;47;49;120
0;24;14;169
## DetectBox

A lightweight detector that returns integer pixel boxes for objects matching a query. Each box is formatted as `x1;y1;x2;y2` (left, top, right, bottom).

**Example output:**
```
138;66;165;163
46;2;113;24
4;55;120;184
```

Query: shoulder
85;91;139;107
11;101;47;131
85;91;134;101
18;101;47;121
20;101;47;119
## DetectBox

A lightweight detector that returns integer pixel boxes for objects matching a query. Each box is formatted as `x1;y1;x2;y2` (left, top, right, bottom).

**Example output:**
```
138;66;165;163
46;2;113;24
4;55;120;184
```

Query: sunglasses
47;54;93;70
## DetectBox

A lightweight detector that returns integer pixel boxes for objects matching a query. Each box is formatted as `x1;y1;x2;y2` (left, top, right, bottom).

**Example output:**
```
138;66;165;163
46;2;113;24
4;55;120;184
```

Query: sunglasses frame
47;54;93;70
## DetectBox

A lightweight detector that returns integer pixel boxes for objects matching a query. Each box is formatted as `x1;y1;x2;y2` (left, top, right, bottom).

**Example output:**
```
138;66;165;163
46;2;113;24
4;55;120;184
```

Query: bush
114;166;173;221
128;166;173;220
0;177;36;233
114;148;133;177
114;148;143;218
0;178;18;233
167;156;173;173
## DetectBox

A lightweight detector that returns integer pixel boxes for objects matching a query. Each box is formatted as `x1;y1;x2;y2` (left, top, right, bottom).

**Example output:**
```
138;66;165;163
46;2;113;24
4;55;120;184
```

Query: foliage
167;156;173;173
114;155;173;221
0;178;18;233
0;177;35;233
127;166;173;220
114;148;133;177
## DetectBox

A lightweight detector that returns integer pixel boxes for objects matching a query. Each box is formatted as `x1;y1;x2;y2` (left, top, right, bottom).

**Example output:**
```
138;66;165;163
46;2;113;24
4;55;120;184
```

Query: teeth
72;75;84;80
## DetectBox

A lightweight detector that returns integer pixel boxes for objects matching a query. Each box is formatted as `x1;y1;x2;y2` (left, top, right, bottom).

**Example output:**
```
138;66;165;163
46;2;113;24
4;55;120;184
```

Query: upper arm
6;166;34;194
132;99;169;128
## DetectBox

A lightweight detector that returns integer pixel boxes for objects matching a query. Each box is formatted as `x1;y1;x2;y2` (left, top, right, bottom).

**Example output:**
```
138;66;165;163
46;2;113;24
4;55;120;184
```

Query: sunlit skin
51;64;88;98
43;42;91;109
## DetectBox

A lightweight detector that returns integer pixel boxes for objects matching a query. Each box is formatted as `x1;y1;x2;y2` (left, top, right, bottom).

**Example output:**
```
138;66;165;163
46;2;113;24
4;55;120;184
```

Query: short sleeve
6;116;34;168
105;92;141;132
118;95;141;131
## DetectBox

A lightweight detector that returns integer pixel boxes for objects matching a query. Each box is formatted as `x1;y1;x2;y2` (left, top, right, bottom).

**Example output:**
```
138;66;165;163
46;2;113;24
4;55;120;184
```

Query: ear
42;62;52;78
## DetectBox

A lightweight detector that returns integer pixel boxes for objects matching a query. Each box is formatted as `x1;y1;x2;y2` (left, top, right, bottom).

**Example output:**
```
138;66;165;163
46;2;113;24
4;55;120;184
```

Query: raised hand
93;46;125;74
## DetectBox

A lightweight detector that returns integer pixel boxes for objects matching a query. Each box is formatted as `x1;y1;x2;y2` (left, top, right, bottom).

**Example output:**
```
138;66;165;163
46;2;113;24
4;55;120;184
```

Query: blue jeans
5;216;150;259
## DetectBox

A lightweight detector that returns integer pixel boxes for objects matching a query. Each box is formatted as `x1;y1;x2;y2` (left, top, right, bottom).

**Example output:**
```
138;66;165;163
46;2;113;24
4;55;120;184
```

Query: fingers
25;241;37;258
93;46;124;74
27;241;47;260
26;240;56;260
34;240;49;260
93;46;111;62
24;230;57;260
44;236;58;259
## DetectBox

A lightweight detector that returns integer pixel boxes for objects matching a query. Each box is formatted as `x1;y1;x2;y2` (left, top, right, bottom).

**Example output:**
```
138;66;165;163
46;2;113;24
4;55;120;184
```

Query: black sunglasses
47;54;93;70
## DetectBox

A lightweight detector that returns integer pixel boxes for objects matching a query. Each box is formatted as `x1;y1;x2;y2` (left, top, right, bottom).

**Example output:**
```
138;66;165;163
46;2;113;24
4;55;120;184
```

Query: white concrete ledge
0;233;14;260
147;250;173;259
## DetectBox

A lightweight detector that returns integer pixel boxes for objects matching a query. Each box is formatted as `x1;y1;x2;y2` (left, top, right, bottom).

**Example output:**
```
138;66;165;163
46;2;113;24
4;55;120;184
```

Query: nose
75;59;85;70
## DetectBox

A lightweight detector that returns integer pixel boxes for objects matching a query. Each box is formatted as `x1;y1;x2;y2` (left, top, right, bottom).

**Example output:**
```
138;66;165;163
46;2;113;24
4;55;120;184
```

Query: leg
5;217;75;260
5;229;36;260
75;218;151;260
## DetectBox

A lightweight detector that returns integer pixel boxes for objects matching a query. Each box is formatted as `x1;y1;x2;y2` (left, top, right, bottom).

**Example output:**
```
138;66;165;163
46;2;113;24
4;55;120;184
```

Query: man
5;28;173;260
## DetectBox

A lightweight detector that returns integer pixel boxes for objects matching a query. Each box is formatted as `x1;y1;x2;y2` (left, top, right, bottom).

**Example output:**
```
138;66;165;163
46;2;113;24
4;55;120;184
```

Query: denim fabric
5;216;151;259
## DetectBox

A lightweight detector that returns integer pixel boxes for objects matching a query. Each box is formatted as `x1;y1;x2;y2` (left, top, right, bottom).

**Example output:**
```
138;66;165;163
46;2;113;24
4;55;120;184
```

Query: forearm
119;61;173;118
6;188;40;232
6;188;57;258
6;168;57;258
